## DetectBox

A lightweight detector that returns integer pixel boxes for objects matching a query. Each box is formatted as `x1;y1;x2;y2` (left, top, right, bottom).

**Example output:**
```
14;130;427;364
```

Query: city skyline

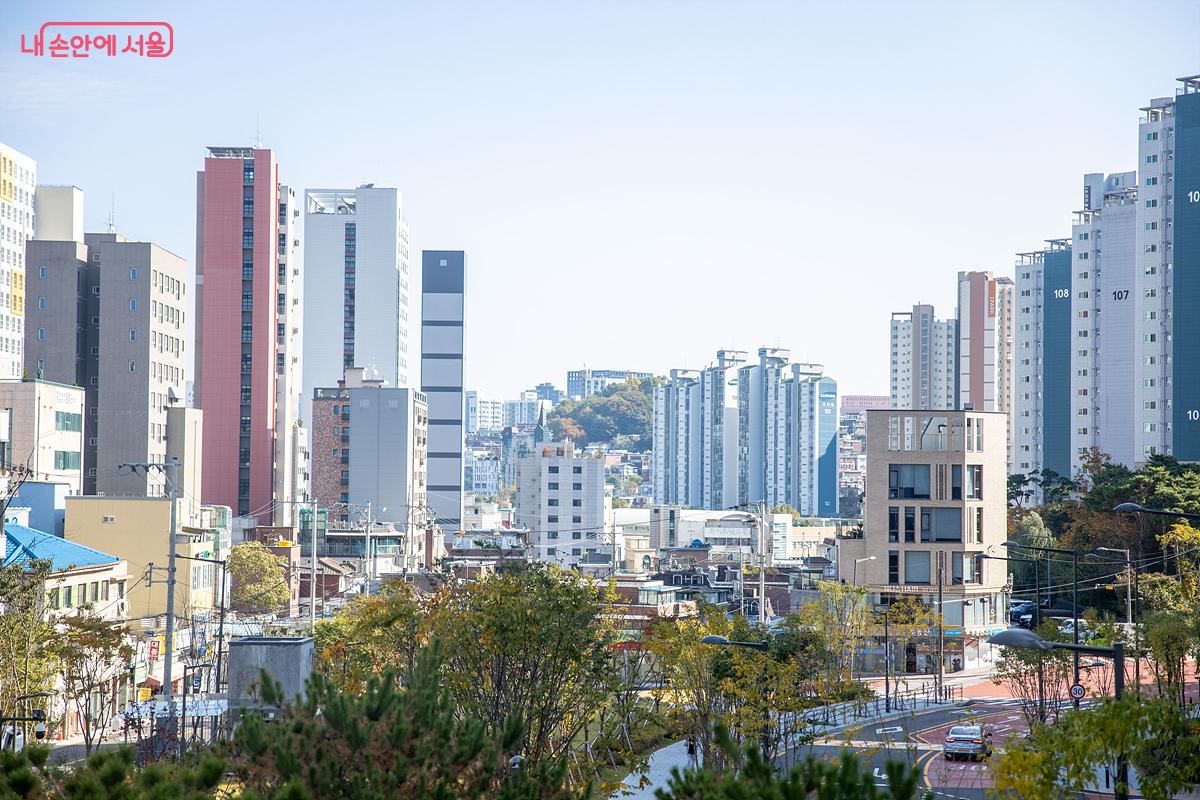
3;2;1197;399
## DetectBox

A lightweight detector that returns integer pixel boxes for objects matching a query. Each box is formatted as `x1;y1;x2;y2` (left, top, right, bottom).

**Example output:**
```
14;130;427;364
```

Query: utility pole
365;500;375;582
309;497;318;633
757;500;767;626
120;459;180;738
936;550;944;702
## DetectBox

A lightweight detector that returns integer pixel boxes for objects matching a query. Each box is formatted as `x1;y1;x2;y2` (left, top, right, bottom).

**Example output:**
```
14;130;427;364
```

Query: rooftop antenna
107;191;116;233
255;114;263;148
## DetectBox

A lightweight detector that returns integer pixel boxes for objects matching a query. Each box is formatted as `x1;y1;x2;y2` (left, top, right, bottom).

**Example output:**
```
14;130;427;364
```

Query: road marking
876;726;904;735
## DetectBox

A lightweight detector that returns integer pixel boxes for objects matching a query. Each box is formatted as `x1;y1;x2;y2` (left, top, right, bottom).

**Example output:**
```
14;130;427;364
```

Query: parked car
944;724;993;761
1010;601;1035;624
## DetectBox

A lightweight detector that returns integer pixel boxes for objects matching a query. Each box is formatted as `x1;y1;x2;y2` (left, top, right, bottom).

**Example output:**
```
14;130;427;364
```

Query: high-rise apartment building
515;440;607;568
652;348;838;516
839;409;1007;672
465;390;503;434
302;187;410;416
1144;78;1200;462
1014;240;1073;482
1071;172;1139;470
1014;76;1200;480
651;368;701;506
420;251;465;528
503;391;551;428
0;143;35;379
25;189;193;498
889;305;956;410
957;271;1016;463
196;147;304;521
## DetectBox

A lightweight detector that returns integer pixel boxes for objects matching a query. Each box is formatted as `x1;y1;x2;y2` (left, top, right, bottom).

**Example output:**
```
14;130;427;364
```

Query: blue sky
2;0;1198;399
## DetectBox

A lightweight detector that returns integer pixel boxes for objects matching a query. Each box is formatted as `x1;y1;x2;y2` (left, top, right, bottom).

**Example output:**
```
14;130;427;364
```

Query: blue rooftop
3;524;120;572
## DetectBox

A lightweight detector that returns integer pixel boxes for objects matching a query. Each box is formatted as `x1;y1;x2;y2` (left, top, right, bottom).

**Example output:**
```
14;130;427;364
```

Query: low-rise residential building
839;409;1008;673
515;440;609;569
567;368;652;399
0;378;84;491
63;496;218;622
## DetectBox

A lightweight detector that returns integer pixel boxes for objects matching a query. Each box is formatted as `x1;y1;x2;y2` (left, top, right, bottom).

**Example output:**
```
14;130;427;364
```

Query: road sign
1069;683;1086;700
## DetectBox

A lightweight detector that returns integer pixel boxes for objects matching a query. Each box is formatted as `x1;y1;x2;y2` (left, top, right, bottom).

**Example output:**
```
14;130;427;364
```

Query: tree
1009;512;1051;594
55;613;135;755
990;621;1073;728
227;648;585;800
656;727;926;800
1142;611;1197;706
314;582;424;692
1008;472;1035;508
798;580;869;680
423;564;617;770
547;379;657;450
0;560;57;734
991;695;1200;800
227;542;290;614
1038;468;1074;504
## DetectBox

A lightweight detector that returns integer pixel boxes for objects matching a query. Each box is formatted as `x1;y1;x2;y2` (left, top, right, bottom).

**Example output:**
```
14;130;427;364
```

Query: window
129;298;137;311
55;411;82;432
920;507;931;542
548;499;559;506
889;464;930;499
572;483;582;490
548;482;559;490
129;329;137;341
903;551;931;584
38;266;46;278
966;465;983;500
548;466;559;473
37;328;44;340
54;450;81;470
572;499;582;507
128;360;136;373
1147;154;1159;164
37;296;45;310
904;507;915;542
888;551;900;584
130;268;138;280
572;466;582;474
888;506;899;543
572;516;582;523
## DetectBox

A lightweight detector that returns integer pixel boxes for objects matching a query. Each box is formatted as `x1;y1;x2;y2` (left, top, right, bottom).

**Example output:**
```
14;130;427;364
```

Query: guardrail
798;683;963;729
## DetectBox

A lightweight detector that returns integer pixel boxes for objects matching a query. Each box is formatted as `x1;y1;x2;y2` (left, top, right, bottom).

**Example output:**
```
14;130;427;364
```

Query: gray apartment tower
25;188;192;497
420;251;465;528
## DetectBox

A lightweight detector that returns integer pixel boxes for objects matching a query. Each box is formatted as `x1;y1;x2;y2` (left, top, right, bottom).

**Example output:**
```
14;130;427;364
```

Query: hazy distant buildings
465;390;503;434
420;250;465;528
567;368;652;399
652;348;838;516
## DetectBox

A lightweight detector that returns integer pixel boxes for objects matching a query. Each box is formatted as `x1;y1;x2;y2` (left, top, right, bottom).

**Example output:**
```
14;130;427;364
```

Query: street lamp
700;635;770;761
1;692;51;752
852;555;876;584
1003;540;1083;706
985;628;1129;800
1112;502;1200;522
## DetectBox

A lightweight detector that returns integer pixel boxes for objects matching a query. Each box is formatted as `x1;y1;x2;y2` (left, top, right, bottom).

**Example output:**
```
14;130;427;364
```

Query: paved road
781;698;1046;800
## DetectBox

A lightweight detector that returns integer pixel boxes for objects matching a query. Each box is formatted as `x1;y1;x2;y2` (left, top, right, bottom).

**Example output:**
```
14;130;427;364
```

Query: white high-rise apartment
957;271;1016;465
0;144;35;379
275;185;305;522
1071;172;1139;472
303;187;409;413
653;348;838;516
652;368;701;506
889;305;956;410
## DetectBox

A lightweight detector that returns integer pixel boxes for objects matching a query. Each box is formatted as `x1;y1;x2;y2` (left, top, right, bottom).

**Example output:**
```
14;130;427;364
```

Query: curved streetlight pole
986;628;1128;800
1003;540;1082;707
852;555;876;585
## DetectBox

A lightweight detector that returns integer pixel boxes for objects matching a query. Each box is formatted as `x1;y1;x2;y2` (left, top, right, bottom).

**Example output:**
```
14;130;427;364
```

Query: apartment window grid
343;222;357;368
237;157;255;516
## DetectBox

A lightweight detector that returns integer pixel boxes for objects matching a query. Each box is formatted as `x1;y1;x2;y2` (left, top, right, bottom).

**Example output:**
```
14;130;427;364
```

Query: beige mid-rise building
839;409;1008;673
64;496;218;623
